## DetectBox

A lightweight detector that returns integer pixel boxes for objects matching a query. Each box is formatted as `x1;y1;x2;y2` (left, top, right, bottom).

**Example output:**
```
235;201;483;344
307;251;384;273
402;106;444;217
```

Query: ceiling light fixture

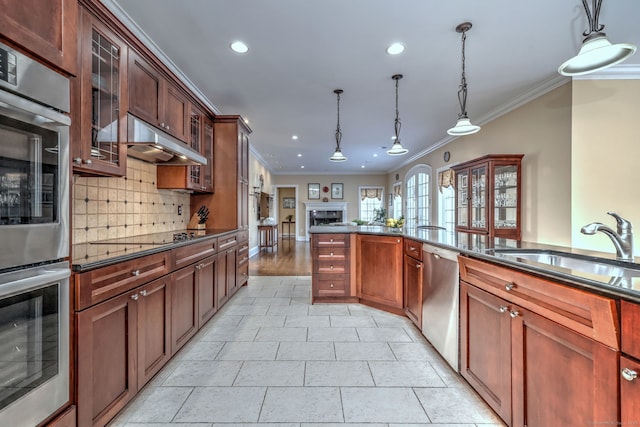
387;74;408;156
558;0;636;76
386;43;405;55
447;22;481;136
292;135;298;140
230;41;249;53
329;89;347;162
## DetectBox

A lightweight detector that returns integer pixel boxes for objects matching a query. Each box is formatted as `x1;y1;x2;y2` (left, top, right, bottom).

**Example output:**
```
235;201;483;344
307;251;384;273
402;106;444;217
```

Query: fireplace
303;202;348;241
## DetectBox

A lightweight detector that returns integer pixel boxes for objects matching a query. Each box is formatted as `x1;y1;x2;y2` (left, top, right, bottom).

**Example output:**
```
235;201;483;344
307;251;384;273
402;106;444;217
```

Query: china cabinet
452;154;523;240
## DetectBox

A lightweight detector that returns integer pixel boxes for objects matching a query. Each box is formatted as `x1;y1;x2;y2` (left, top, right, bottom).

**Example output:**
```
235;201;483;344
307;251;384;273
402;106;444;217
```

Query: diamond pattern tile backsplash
72;158;191;244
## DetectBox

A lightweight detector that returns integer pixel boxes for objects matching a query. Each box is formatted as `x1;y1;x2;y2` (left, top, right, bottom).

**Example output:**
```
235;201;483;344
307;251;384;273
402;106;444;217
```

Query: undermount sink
492;249;640;279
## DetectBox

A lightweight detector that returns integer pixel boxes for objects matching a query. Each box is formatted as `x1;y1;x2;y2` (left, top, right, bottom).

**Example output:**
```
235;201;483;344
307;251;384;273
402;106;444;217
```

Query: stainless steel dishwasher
421;243;460;370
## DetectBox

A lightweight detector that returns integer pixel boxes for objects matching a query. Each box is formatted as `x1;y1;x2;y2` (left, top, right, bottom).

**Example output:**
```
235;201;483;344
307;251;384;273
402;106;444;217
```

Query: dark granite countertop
310;224;640;302
72;228;237;273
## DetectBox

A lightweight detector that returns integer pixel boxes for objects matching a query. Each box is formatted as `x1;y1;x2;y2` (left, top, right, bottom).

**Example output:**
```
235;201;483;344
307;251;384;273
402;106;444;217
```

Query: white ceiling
109;0;640;175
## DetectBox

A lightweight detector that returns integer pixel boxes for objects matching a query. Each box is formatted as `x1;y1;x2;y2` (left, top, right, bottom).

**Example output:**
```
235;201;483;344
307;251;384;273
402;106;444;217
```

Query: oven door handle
0;266;70;298
0;88;70;127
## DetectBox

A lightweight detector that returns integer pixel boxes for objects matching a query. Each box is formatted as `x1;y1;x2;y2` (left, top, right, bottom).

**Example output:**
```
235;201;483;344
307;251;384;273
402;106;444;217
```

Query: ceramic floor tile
255;327;308;341
233;360;305;386
308;304;351;316
161;360;242;386
372;313;414;327
126;386;193;423
307;327;359;342
303;424;386;427
238;315;287;328
368;361;446;387
356;327;413;342
330;315;377;327
200;326;259;341
216;341;279;360
252;297;292;306
174;387;266;423
305;361;374;386
219;304;270;316
276;341;335;360
260;387;343;423
334;342;396;360
388;342;441;361
120;423;213;427
201;314;244;328
284;315;330;327
267;305;310;316
414;387;504;424
341;387;429;423
177;340;225;360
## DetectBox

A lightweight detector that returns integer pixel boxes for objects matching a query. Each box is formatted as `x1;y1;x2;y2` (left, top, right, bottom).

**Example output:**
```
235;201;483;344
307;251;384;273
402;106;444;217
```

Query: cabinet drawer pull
131;269;140;276
397;239;401;243
330;283;334;288
499;305;509;313
330;238;334;242
227;249;233;254
509;310;520;318
131;293;139;301
330;265;334;270
139;290;147;297
330;252;334;256
622;368;638;382
415;264;421;269
84;159;92;165
505;282;514;291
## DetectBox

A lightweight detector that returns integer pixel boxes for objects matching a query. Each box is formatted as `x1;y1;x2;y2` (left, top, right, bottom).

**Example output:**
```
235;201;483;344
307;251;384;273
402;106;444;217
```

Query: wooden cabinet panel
171;266;198;354
162;84;189;141
314;234;349;247
216;248;237;308
356;235;403;309
621;300;640;357
44;405;76;427
313;274;348;297
0;0;77;74
460;282;512;423
136;277;171;388
197;256;217;328
128;49;162;125
511;306;618;427
173;238;217;270
236;241;249;290
76;291;137;427
219;233;238;251
404;238;423;261
403;255;422;328
75;251;170;310
621;355;640;426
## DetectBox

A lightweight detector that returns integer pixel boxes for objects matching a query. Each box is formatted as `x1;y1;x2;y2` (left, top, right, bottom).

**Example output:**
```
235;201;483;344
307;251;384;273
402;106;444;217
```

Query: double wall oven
0;41;71;426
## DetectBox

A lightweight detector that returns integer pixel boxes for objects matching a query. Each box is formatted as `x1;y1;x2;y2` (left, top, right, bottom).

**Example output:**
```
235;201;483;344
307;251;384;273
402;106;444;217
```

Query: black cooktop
89;231;203;246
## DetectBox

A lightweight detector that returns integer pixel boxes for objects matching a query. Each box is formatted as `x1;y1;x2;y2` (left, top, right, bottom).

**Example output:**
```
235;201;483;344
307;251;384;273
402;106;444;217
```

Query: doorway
273;185;299;241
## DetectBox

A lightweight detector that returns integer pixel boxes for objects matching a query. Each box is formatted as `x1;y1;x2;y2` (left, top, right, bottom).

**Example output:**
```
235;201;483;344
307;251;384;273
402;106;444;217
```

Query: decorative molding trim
573;64;640;80
100;0;222;115
249;245;260;259
249;144;274;174
392;74;570;172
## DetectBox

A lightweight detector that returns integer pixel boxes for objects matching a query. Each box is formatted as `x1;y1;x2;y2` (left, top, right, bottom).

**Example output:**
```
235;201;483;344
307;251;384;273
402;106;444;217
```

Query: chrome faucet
581;212;634;261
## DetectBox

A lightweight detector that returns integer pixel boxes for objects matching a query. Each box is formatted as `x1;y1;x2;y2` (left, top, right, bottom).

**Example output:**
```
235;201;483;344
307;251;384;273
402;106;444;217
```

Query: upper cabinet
0;0;78;75
452;154;523;240
72;6;128;176
128;49;189;141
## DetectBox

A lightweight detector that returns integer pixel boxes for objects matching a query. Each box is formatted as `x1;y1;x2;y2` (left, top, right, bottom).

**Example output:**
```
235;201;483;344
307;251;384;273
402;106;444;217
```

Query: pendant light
329;89;347;162
558;0;636;76
447;22;481;136
387;74;408;156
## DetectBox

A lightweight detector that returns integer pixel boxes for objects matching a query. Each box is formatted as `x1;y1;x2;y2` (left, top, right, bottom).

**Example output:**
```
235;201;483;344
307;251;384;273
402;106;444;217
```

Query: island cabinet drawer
237;230;249;243
316;247;348;261
173;239;217;269
404;239;423;261
313;274;348;296
458;255;619;349
314;234;349;247
237;241;250;266
75;251;171;310
315;260;349;274
621;300;640;357
219;233;238;251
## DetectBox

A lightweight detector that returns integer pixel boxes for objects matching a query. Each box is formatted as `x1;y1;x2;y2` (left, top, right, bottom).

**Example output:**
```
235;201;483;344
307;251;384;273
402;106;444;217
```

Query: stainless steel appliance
421;243;460;370
0;40;70;270
0;261;70;427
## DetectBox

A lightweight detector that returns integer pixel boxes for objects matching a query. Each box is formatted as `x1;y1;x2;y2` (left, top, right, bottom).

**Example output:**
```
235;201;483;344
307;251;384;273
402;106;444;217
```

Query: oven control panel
0;47;17;86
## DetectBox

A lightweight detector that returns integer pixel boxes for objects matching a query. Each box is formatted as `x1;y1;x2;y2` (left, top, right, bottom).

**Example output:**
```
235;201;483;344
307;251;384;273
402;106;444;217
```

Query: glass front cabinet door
453;154;523;240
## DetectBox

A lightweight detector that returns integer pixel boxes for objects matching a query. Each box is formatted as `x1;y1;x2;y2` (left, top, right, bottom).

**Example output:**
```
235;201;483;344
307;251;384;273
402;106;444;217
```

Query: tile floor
109;276;506;427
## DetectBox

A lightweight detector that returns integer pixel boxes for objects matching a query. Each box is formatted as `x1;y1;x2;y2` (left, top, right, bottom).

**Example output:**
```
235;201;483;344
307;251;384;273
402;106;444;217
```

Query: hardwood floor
249;239;312;276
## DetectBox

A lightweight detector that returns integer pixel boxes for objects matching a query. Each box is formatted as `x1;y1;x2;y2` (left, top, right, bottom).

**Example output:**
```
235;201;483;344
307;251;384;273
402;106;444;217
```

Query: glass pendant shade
447;116;481;136
558;33;636;76
329;147;347;162
387;141;408;156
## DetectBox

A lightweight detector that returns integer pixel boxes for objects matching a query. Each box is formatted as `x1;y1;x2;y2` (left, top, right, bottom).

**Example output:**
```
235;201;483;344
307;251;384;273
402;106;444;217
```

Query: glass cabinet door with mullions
453;154;523;240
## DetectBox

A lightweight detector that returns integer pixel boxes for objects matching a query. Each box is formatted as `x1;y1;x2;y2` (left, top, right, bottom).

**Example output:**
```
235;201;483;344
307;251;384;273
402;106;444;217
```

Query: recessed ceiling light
373;153;378;157
301;165;305;169
292;135;298;140
297;153;302;157
230;41;249;53
386;43;405;55
391;136;397;140
361;165;366;169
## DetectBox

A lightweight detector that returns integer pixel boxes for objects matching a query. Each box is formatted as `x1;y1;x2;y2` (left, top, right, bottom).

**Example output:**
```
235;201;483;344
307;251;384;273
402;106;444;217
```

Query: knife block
187;213;206;230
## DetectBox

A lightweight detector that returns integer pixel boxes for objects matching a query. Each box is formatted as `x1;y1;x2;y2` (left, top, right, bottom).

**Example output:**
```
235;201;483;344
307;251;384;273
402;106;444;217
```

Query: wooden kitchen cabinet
196;255;217;328
452;154;523;240
459;256;619;427
236;231;250;289
356;234;403;311
73;5;128;176
216;246;237;308
0;0;77;75
312;234;353;301
403;239;423;328
621;301;640;425
128;49;189;141
171;265;199;354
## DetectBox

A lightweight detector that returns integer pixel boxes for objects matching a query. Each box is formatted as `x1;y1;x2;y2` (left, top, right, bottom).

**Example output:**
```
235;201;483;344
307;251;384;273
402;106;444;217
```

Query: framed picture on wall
283;197;295;209
308;183;320;199
331;183;343;199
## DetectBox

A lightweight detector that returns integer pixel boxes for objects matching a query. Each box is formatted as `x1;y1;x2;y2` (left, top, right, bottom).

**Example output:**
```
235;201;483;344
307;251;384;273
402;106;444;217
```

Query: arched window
392;182;402;218
404;164;432;227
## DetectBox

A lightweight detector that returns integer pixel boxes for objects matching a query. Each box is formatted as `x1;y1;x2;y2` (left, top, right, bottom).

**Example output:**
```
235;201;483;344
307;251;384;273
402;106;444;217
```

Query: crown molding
100;0;221;115
249;144;275;175
572;64;640;80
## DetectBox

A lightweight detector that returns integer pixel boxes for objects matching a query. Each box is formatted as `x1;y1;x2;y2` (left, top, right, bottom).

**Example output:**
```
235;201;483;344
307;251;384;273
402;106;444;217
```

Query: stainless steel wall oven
0;41;71;426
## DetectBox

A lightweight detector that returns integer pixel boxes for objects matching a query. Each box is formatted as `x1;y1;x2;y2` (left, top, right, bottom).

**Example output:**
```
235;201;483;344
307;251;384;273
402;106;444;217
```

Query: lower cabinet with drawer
621;300;640;425
312;233;353;301
459;256;619;427
356;234;403;312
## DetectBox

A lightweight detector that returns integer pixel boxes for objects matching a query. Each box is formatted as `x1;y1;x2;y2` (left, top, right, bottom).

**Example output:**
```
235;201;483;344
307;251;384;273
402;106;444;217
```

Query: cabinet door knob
397;239;401;243
505;282;514;291
499;305;509;313
622;368;638;382
330;238;334;242
330;283;334;288
139;290;147;297
509;310;520;318
330;265;334;270
416;264;421;269
131;269;140;276
131;293;139;300
330;252;334;256
409;246;416;251
84;159;92;165
73;157;82;165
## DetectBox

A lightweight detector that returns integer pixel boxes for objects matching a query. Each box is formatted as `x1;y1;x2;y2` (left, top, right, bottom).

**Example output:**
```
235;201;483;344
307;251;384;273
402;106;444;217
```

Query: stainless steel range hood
127;114;207;165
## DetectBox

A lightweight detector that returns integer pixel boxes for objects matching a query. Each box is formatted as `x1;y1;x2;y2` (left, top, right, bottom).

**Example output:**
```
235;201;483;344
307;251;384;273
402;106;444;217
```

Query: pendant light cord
335;90;342;150
394;75;402;142
582;0;604;36
457;28;469;119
